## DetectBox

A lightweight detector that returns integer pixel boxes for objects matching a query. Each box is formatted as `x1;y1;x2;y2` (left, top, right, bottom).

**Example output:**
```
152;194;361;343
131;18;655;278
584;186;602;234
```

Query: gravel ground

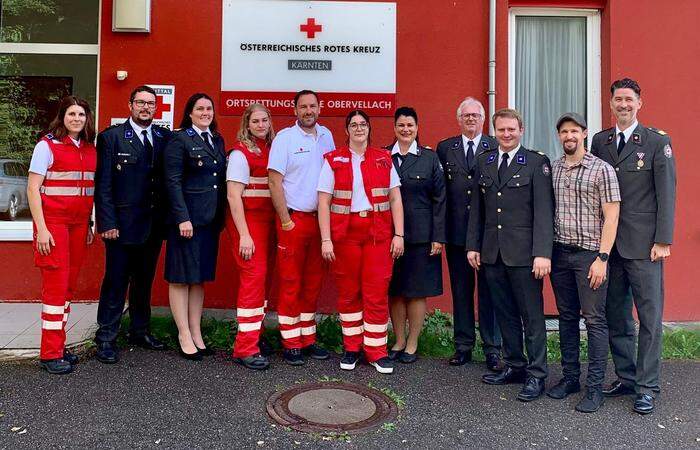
0;348;698;449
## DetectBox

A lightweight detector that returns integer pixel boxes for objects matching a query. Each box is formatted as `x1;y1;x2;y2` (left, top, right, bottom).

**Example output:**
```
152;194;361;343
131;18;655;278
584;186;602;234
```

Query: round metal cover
267;382;398;434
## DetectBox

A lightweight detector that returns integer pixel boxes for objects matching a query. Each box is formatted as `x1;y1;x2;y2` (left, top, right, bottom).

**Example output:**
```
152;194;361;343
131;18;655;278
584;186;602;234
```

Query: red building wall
1;0;697;321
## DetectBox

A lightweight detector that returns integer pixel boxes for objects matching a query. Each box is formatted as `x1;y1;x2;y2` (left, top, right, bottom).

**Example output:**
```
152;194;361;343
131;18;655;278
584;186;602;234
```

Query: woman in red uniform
27;96;97;374
225;103;276;370
317;109;405;374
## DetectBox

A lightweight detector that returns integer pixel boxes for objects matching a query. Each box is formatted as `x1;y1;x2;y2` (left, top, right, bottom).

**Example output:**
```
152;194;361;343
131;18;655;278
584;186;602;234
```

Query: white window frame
508;7;601;139
0;1;102;241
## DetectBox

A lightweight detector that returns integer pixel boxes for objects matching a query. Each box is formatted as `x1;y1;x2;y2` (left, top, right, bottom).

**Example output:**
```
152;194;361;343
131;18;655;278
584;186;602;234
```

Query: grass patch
114;312;700;361
368;382;405;408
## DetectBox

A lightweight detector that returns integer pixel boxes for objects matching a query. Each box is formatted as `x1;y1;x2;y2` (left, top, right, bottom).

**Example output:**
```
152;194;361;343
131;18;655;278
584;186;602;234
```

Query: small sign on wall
111;84;175;129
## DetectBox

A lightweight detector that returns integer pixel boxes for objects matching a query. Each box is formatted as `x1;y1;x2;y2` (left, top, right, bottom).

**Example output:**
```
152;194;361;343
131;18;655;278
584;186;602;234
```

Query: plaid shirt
552;151;621;250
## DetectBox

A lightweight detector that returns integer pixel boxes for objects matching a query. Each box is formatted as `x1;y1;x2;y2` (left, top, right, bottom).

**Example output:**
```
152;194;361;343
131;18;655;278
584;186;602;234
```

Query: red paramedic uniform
34;134;96;360
326;147;394;362
225;139;275;358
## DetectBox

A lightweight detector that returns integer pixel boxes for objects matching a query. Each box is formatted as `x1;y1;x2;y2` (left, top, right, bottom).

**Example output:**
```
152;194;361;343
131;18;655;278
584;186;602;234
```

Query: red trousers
276;212;324;349
332;214;392;362
225;210;274;358
34;221;89;360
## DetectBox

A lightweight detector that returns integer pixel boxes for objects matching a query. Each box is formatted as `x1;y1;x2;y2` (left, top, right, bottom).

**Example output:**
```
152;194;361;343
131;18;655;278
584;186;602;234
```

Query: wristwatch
597;252;609;262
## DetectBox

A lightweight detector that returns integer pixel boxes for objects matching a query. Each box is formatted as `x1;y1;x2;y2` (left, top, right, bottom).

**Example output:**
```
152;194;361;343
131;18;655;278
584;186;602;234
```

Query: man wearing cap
591;78;676;415
548;113;620;413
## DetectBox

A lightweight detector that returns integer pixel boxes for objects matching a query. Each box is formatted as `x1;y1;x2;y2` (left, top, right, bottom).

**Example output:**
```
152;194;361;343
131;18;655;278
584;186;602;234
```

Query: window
0;0;99;239
508;8;601;160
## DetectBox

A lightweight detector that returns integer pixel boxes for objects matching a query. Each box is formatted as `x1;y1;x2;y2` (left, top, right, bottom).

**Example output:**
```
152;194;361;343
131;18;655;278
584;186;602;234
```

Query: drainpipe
488;0;496;135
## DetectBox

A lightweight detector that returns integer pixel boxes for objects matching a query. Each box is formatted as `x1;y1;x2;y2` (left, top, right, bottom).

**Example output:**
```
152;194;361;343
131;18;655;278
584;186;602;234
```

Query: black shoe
233;354;270;370
283;348;305;366
370;357;394;374
63;349;79;366
95;341;119;364
195;346;215;356
633;393;655;415
399;350;418;364
449;350;472;366
340;351;361;370
602;380;636;397
302;344;329;360
482;367;526;385
40;358;73;375
547;378;581;399
485;353;503;371
517;377;546;402
259;335;274;357
388;347;405;361
575;388;605;413
128;333;166;351
178;346;203;361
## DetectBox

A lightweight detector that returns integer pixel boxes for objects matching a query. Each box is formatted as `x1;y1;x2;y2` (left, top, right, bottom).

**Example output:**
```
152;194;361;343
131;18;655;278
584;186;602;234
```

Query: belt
288;208;317;217
554;242;590;252
353;210;372;218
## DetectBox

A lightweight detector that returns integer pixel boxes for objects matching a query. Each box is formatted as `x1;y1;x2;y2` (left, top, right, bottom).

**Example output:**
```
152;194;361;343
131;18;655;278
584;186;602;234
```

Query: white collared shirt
129;117;153;145
268;121;336;211
317;149;401;212
497;144;521;167
191;124;213;146
390;140;418;166
462;133;483;159
615;120;638;147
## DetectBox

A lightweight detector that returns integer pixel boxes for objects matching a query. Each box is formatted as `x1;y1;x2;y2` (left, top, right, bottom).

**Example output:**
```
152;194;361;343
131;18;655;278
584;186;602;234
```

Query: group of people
28;77;675;416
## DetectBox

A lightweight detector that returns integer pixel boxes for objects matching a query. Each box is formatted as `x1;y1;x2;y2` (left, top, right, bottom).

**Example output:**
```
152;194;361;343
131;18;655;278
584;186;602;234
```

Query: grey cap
556;112;587;131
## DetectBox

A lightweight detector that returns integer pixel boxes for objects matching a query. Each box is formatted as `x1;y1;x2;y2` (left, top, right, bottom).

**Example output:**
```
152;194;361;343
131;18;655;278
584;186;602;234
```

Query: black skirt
165;223;221;284
389;242;443;298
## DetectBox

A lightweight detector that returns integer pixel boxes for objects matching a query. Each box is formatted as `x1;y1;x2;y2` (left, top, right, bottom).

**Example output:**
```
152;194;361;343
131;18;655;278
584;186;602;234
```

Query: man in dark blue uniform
436;97;501;370
94;85;171;363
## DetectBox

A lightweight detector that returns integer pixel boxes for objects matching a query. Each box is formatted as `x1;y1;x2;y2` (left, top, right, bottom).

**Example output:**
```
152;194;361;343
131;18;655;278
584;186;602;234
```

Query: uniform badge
664;144;673;158
487;154;496;164
632;134;641;144
45;133;54;140
452;142;460;148
198;161;204;167
606;133;614;144
125;129;134;139
636;152;645;168
516;154;526;165
333;156;350;163
542;164;551;176
116;164;122;171
153;128;163;138
482;141;489;149
186;128;196;137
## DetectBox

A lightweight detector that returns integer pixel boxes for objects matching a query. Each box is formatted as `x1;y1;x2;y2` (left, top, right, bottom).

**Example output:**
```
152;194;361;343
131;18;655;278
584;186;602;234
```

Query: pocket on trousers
33;244;60;269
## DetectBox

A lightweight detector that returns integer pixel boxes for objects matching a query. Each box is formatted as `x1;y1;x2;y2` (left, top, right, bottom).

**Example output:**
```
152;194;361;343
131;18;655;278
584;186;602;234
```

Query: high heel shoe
178;346;203;361
195;346;215;357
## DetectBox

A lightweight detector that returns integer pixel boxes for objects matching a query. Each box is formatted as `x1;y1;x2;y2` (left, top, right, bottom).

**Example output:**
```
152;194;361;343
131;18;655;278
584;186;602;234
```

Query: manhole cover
267;382;398;434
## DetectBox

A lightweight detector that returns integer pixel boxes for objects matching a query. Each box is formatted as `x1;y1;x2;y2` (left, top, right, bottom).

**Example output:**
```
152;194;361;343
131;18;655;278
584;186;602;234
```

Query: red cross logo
153;95;171;120
300;18;322;38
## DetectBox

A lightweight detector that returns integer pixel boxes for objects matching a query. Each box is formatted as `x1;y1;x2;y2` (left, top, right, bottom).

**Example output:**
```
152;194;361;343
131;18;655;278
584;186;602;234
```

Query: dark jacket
164;127;226;228
436;134;498;246
390;144;446;245
591;124;676;259
466;146;554;267
95;120;171;244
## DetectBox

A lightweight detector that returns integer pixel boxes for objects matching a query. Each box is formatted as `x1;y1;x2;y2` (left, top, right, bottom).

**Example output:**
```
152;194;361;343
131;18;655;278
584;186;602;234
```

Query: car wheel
3;195;18;221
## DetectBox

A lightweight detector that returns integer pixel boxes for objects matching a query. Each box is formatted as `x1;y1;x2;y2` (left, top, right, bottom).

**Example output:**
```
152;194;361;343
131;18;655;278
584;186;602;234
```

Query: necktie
466;141;475;169
202;131;214;152
498;152;509;183
617;132;626;156
395;153;406;166
142;130;154;167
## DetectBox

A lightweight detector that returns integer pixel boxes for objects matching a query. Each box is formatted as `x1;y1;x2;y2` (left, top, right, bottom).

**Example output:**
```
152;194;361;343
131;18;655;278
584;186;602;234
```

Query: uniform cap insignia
542;164;551;176
664;144;673;158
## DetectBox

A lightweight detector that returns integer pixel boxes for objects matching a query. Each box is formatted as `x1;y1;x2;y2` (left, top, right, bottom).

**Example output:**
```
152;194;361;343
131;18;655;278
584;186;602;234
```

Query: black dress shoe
482;367;526;385
233;354;270;370
485;353;503;371
575;388;605;413
178;347;203;361
95;341;119;364
128;333;166;351
40;358;73;375
399;351;418;364
283;348;305;366
302;344;330;360
633;394;655;415
195;346;215;356
388;347;405;361
63;349;79;365
547;378;581;399
448;351;472;366
602;380;636;397
517;377;545;402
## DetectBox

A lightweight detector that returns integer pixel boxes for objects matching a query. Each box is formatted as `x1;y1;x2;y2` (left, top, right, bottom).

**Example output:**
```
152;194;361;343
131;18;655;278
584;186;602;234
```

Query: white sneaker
340;351;360;370
370;357;394;374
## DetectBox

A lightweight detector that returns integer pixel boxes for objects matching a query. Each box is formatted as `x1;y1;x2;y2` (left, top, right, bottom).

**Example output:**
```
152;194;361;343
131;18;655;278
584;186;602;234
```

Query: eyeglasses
349;122;369;130
459;113;482;120
133;100;157;108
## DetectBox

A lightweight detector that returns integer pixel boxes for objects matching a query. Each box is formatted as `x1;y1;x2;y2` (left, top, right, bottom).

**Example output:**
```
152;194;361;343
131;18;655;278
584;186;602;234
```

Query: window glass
515;16;586;160
0;0;99;44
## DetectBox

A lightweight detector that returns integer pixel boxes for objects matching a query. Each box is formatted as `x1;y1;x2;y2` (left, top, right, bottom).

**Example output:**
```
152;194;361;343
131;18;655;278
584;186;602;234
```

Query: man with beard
267;90;335;365
548;113;620;413
592;78;676;414
94;85;171;363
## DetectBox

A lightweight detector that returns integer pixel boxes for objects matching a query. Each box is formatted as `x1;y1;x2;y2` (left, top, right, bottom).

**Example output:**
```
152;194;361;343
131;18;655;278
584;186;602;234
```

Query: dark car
0;159;29;221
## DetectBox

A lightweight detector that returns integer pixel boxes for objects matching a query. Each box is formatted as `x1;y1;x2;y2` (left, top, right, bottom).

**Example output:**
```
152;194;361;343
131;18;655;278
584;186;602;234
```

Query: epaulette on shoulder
527;149;546;156
648;127;667;136
423;145;433;150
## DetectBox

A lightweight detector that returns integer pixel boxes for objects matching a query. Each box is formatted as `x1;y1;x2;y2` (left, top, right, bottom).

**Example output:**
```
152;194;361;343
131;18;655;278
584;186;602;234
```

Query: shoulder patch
542;164;551;177
45;133;54;140
663;144;673;158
